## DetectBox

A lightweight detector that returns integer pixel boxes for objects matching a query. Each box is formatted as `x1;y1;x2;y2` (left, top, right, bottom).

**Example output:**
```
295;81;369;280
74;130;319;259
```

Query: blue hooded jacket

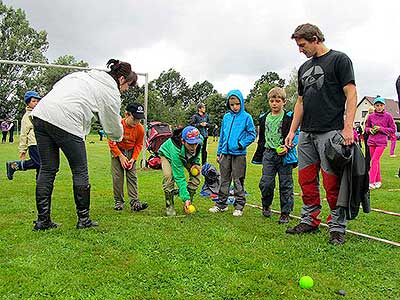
217;90;256;156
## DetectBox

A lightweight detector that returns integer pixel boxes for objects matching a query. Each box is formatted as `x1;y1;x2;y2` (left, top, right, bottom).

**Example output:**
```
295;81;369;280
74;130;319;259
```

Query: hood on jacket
226;89;244;113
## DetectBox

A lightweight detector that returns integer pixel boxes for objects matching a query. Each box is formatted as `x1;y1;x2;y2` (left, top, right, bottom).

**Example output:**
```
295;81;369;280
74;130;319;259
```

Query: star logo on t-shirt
301;65;324;91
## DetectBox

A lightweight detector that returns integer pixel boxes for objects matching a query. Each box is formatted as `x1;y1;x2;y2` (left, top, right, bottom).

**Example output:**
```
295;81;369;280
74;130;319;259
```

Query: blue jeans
259;149;294;214
33;117;89;221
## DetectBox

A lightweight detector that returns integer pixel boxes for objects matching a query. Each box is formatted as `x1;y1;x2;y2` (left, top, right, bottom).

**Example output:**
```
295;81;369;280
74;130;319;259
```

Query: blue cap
24;91;41;104
182;126;202;144
373;96;385;105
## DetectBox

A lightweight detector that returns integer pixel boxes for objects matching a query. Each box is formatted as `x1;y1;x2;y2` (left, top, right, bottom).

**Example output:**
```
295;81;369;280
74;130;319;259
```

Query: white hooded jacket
31;70;123;141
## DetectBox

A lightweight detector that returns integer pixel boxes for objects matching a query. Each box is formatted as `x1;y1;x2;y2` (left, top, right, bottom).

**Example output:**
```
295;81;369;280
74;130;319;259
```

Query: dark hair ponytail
106;59;137;87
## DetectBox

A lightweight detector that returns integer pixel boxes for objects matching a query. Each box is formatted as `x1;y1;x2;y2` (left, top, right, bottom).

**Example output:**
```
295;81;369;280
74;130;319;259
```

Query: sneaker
262;207;272;218
329;231;346;245
369;183;376;190
131;201;148;212
232;209;243;217
166;206;176;216
390;154;396;158
374;182;382;189
6;161;18;180
114;203;124;211
286;223;319;234
278;213;290;224
208;206;228;213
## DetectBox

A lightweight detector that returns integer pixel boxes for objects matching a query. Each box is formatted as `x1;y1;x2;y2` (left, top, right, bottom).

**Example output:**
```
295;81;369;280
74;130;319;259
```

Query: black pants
33;117;89;220
201;137;208;165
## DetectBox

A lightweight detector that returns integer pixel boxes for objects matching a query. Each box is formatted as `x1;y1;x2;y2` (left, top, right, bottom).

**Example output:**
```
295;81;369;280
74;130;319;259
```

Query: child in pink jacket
365;97;396;189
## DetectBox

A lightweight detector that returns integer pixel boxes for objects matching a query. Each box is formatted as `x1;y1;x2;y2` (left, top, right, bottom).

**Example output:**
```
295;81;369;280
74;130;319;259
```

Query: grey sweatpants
216;154;247;210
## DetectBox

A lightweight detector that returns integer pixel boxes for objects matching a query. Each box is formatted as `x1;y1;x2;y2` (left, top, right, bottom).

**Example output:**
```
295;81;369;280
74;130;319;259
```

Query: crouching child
158;126;202;216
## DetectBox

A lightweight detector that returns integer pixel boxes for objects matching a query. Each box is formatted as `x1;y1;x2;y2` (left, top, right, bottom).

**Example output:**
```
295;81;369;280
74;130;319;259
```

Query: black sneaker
286;223;319;234
329;231;346;245
262;207;272;218
114;203;124;211
131;201;148;212
278;213;290;224
6;161;18;180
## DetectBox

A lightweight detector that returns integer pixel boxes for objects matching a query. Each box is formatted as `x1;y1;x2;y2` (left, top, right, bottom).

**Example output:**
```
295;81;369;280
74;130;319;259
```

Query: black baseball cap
126;102;145;119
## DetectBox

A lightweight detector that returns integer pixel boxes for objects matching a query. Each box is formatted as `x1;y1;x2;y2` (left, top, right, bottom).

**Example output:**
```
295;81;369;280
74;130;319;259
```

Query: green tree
246;72;286;123
284;68;298;112
150;68;190;107
203;92;227;130
189;80;216;104
0;3;48;119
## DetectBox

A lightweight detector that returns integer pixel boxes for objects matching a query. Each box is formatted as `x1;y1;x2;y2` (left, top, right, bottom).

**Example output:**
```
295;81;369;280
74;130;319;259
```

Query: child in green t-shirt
252;87;299;224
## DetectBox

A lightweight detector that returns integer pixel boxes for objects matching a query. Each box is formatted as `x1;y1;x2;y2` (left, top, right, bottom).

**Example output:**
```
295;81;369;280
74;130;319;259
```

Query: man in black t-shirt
284;23;358;245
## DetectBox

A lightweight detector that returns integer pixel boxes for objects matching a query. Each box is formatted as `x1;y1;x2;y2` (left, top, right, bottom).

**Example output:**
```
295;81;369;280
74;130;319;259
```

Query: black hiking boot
329;231;346;245
33;220;61;231
74;185;99;229
286;223;319;234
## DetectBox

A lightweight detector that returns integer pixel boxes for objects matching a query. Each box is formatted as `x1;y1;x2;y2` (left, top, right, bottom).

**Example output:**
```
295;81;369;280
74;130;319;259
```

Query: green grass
0;136;399;299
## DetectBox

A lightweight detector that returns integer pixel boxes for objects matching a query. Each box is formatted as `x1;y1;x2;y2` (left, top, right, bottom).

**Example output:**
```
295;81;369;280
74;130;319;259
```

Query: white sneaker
232;209;243;217
375;182;382;188
369;183;376;190
390;155;396;158
208;206;228;213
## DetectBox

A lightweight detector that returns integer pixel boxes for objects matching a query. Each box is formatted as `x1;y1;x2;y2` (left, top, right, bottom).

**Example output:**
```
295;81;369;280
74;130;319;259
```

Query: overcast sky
3;0;400;101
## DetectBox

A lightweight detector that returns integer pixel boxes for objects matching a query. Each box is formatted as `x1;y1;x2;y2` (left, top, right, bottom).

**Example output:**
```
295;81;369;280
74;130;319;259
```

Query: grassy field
0;135;399;299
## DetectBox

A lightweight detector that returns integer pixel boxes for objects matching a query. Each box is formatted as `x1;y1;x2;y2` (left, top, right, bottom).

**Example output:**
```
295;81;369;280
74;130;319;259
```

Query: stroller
145;121;172;169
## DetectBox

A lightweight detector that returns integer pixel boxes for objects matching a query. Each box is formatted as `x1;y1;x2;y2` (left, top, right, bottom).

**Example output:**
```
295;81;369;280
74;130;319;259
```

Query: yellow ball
191;168;199;176
188;204;196;214
299;276;314;289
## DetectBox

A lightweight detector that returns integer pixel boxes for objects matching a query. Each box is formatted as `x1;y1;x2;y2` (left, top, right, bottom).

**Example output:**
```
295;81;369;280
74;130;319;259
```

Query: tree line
0;3;297;130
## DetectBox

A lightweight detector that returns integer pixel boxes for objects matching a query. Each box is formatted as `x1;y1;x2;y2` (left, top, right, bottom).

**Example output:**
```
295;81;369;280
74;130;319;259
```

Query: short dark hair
291;23;325;43
197;103;205;109
106;59;137;86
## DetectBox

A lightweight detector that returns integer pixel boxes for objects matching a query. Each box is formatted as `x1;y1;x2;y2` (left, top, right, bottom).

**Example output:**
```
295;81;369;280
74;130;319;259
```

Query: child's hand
20;153;26;160
190;165;201;176
216;155;221;163
119;155;131;169
276;145;288;156
184;200;191;214
127;159;136;170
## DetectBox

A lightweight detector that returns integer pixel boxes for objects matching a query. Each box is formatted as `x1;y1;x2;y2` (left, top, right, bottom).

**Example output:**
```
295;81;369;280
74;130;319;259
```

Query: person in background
363;106;375;167
108;102;147;212
208;89;256;217
1;119;9;143
7;119;15;143
31;59;137;230
365;96;396;189
6;91;42;180
190;103;211;165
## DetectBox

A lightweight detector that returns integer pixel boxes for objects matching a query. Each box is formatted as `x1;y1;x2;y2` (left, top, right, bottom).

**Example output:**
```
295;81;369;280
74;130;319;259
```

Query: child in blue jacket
252;87;298;224
209;89;256;217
